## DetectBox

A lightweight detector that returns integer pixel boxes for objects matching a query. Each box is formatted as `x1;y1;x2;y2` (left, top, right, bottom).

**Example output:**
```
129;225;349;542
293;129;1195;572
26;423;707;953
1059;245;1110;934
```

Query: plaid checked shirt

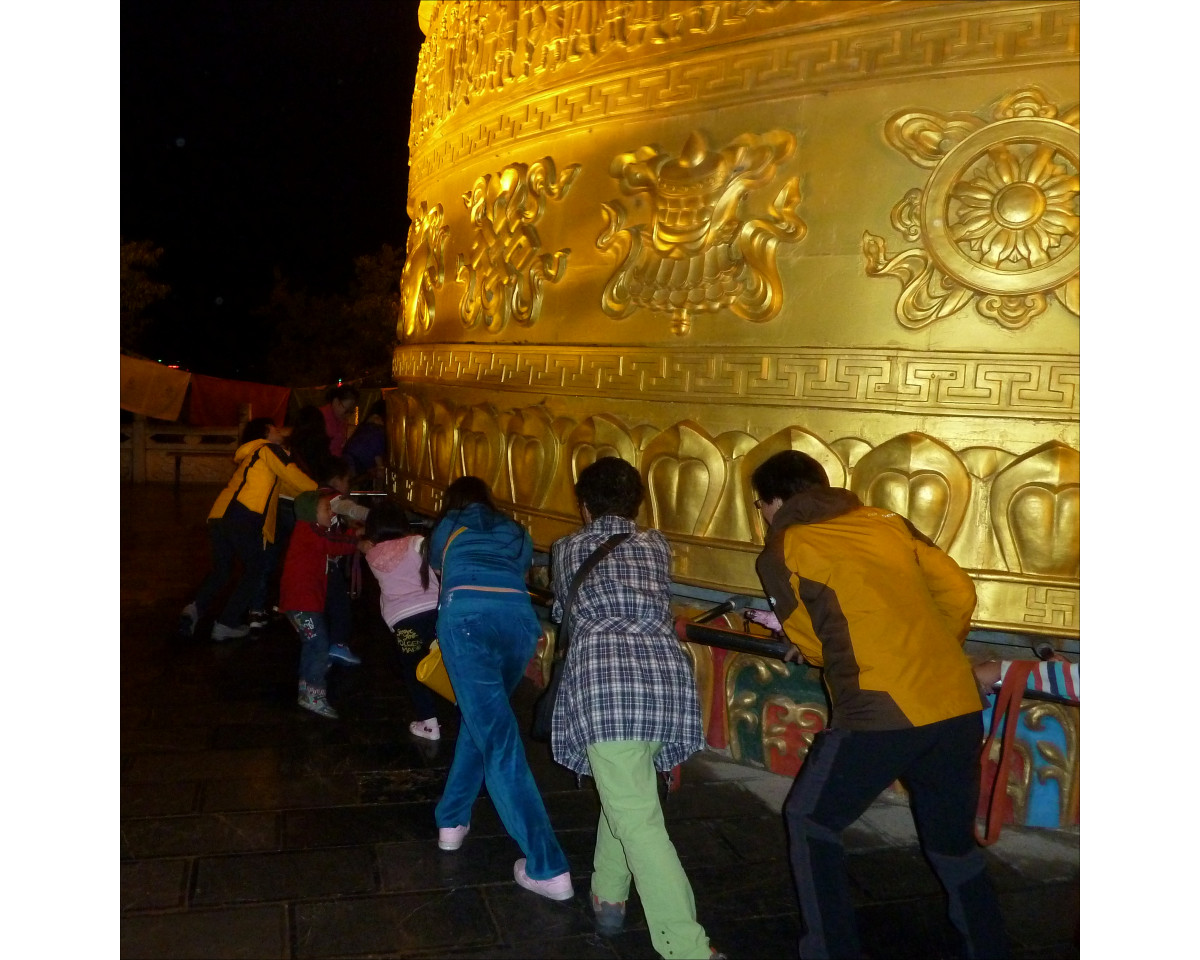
549;514;704;777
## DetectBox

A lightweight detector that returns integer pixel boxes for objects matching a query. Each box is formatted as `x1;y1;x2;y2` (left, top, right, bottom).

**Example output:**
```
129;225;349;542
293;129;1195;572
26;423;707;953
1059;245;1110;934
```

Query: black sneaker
248;610;269;630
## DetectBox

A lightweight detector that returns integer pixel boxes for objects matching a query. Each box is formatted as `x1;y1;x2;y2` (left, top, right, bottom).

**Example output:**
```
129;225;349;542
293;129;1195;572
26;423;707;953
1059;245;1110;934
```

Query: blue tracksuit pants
434;589;569;881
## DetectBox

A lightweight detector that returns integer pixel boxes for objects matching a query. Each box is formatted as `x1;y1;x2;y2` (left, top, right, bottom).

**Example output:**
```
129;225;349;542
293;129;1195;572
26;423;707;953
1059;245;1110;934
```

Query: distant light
175;137;186;147
168;364;180;369
215;297;224;306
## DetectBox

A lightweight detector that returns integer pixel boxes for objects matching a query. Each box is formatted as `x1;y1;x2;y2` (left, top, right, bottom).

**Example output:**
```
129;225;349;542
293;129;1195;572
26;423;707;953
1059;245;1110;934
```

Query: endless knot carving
863;88;1079;330
400;201;449;337
456;157;580;333
597;130;806;335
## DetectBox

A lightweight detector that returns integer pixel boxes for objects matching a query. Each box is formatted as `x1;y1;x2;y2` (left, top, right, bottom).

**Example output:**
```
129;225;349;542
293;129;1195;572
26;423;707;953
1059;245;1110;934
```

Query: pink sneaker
437;824;470;851
513;858;574;901
409;718;441;741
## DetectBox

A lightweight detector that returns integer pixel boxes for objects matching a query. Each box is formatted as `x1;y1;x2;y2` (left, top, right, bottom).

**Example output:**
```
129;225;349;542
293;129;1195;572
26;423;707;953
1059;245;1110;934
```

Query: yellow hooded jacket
755;486;984;731
208;439;316;544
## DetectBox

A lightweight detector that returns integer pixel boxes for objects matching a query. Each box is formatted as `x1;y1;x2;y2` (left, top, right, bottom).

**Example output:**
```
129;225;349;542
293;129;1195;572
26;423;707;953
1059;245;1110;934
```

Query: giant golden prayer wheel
391;0;1080;642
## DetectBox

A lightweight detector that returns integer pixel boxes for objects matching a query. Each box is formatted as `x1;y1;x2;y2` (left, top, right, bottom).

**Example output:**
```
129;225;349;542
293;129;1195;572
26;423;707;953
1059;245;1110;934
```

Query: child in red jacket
279;489;361;718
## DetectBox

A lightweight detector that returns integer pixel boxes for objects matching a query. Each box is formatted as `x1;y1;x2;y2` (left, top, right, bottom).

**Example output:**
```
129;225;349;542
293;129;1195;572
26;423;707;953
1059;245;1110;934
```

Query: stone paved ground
121;483;1079;959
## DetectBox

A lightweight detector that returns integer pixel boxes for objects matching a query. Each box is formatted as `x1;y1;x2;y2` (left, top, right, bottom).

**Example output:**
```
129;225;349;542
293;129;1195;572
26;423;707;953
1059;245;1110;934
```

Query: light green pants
587;740;711;960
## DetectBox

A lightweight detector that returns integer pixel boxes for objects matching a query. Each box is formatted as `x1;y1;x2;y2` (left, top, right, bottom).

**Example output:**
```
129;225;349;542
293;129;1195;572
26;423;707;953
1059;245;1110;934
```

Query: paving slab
121;483;1079;959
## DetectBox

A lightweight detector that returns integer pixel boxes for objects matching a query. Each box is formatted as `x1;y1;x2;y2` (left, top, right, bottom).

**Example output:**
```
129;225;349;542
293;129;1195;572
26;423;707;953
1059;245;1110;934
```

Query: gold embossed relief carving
1027;700;1079;827
863;88;1079;330
400;201;449;337
638;420;756;542
392;344;1079;417
850;433;971;550
457;157;580;333
990;440;1079;578
502;405;566;509
428;400;462;490
762;697;828;771
726;653;792;761
598;130;806;335
946;447;1020;572
542;414;649;519
637;423;759;541
410;1;790;151
642;421;727;535
393;393;432;480
457;404;506;488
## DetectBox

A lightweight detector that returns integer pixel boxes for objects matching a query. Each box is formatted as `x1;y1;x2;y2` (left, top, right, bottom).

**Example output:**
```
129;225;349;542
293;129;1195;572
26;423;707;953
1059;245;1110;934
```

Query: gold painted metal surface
393;0;1080;639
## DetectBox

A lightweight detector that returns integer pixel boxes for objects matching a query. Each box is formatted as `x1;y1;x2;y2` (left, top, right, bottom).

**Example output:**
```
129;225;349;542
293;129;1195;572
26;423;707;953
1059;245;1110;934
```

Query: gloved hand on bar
330;495;369;524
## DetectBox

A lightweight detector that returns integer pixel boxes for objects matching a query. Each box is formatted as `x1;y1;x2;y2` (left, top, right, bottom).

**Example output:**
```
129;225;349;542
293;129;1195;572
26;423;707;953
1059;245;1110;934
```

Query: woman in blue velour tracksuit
422;476;574;901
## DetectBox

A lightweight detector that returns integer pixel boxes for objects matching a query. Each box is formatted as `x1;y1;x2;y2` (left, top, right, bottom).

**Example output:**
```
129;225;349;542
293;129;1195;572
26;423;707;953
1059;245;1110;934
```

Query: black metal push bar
674;601;793;661
526;589;792;661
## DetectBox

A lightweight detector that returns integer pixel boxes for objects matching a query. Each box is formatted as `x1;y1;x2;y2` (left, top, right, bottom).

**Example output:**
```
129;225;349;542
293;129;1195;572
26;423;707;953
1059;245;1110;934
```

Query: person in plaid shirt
550;457;720;960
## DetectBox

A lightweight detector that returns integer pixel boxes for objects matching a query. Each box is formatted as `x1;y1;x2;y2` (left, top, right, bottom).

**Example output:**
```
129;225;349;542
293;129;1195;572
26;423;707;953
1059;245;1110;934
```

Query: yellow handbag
415;525;469;705
416;640;456;704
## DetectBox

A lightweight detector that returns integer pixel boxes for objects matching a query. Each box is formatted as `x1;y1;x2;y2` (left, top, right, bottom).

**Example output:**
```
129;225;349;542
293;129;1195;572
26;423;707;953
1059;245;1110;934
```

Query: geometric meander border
393;344;1079;418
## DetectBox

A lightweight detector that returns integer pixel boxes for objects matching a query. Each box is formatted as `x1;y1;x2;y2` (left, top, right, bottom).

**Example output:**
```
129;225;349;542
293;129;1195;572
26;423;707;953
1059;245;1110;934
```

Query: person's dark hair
365;399;386;422
440;475;494;515
751;450;830;504
364;500;412;543
418;476;498;588
289;404;325;432
318;456;352;487
326;384;360;405
241;417;276;445
287;405;332;479
575;457;642;521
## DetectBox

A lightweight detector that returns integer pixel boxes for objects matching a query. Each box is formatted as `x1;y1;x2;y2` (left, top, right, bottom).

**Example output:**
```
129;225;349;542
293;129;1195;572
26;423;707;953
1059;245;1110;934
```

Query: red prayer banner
187;373;290;427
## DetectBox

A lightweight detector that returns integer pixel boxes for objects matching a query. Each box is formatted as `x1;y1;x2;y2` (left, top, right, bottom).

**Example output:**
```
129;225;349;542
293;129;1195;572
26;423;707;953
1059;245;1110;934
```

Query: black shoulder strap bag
530;531;631;742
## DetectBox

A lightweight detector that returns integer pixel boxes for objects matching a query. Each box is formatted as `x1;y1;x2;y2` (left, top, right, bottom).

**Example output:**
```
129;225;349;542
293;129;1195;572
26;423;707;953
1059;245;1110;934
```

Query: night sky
121;0;425;372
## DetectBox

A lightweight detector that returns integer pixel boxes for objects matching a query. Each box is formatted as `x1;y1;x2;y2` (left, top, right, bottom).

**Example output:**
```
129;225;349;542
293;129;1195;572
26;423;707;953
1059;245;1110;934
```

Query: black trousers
391;608;439;721
194;516;267;629
785;712;1008;959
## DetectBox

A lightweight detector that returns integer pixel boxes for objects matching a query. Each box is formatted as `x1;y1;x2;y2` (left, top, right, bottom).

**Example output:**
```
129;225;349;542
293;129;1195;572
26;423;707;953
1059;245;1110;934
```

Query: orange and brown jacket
755;486;984;732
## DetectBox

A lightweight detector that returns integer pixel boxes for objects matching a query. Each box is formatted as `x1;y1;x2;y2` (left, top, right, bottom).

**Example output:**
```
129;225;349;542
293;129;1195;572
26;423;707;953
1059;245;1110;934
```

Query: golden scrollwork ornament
863;87;1079;330
400;200;449;337
456;157;580;333
598;130;806;335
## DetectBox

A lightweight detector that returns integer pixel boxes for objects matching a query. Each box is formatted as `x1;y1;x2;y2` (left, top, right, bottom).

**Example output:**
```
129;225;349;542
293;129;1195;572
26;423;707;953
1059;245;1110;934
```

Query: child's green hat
294;490;321;523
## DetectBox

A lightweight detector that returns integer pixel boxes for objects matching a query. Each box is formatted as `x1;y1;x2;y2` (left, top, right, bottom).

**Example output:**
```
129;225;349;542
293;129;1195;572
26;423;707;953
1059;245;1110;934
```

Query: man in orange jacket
749;450;1007;960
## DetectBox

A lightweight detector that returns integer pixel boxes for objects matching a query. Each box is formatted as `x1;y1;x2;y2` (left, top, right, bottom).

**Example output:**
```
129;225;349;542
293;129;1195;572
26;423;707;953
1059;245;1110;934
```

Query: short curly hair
575;457;642;520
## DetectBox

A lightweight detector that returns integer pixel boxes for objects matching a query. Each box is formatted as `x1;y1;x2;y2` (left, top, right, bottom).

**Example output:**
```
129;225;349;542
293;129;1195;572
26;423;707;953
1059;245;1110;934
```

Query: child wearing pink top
359;501;443;739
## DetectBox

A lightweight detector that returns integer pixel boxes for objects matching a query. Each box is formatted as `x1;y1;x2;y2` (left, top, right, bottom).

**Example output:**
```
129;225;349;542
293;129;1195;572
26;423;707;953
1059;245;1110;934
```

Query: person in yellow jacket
180;417;317;642
747;450;1007;960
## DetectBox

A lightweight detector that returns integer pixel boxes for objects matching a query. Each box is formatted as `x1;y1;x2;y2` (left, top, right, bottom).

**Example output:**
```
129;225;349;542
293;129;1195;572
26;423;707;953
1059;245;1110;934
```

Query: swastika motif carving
1023;586;1078;628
